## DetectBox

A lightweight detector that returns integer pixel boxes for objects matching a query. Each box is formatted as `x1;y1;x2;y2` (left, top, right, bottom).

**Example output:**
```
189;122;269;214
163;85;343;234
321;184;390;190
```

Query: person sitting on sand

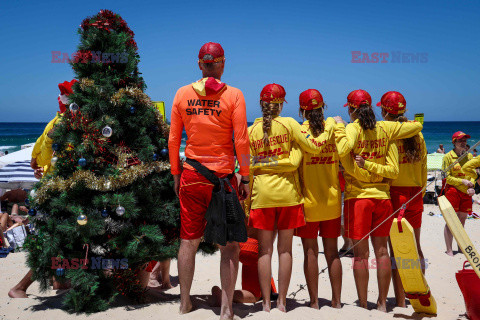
1;204;29;248
145;259;173;290
211;228;278;306
377;91;428;307
437;144;445;154
442;131;475;256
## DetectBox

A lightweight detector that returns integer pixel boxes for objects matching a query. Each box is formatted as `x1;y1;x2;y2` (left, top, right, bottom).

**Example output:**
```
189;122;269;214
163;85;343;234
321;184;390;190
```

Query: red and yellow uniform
462;155;480;181
248;115;326;230
442;150;474;213
168;74;249;239
31;113;62;174
389;133;427;229
335;89;422;239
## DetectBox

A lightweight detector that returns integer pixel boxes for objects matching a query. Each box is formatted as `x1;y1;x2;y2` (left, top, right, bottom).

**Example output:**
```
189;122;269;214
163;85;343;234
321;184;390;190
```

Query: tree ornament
101;208;109;218
153;153;159;161
102;126;113;138
30;189;36;198
116;206;125;216
52;143;60;151
77;214;88;225
51;156;58;166
78;158;87;167
25;198;30;206
129;106;135;114
28;208;37;216
69;103;80;113
160;148;169;160
56;268;65;277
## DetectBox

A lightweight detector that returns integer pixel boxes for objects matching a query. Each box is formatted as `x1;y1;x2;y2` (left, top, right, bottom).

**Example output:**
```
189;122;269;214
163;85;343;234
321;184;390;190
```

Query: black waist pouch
186;158;247;246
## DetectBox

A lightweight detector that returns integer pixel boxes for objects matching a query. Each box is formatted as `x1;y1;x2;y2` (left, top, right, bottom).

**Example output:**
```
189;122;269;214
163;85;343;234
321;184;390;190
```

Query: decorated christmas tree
24;10;184;313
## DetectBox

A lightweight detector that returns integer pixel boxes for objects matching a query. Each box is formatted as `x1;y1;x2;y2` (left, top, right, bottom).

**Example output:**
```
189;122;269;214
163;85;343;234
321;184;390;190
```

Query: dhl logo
358;151;383;160
256;148;287;160
306;156;336;165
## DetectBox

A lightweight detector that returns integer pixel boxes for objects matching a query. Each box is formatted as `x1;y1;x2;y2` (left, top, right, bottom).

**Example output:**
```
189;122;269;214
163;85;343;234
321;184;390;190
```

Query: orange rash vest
168;78;250;176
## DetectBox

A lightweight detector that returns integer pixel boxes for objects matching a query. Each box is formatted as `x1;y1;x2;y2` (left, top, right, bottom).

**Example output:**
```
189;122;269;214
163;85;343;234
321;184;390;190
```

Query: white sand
1;203;479;320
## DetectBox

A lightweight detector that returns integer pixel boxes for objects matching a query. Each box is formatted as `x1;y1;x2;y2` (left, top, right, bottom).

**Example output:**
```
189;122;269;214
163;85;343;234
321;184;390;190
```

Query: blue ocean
1;121;479;155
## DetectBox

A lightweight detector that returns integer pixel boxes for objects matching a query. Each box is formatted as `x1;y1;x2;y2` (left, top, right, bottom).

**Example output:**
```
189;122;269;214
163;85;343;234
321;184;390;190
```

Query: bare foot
8;288;28;298
331;300;341;309
277;304;287;312
179;301;193;314
396;300;406;308
309;301;319;309
446;251;454;257
160;281;173;290
377;302;387;312
262;301;271;312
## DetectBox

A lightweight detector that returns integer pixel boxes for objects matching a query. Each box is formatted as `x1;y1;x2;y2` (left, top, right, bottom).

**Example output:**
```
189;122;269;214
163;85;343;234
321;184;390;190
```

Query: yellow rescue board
390;218;437;315
438;195;480;278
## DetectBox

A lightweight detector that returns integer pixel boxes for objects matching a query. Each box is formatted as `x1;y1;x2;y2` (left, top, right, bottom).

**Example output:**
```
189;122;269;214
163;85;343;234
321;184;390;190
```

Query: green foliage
25;10;201;314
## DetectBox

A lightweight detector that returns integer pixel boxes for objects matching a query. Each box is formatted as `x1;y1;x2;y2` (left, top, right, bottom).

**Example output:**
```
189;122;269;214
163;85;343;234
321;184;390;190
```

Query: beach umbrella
0;160;38;189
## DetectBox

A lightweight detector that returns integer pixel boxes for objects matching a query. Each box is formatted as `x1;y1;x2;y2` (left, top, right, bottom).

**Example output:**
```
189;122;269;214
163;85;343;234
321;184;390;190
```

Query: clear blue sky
1;0;479;122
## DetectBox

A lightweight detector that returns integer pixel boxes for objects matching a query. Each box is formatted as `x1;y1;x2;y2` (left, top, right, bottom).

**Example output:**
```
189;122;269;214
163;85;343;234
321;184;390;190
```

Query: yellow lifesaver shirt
391;132;427;189
31;113;62;173
442;150;474;194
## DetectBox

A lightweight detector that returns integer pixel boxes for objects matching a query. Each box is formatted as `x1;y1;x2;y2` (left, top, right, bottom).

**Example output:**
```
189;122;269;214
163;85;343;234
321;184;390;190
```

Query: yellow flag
153;101;166;122
414;113;424;125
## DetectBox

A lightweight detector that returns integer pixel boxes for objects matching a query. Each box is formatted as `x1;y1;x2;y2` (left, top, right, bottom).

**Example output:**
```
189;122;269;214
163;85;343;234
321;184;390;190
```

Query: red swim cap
344;89;372;108
376;91;406;115
260;83;286;104
299;89;324;110
198;42;225;63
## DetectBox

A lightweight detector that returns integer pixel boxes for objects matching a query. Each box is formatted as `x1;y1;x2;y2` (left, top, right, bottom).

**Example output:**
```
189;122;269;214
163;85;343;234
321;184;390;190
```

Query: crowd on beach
2;41;480;320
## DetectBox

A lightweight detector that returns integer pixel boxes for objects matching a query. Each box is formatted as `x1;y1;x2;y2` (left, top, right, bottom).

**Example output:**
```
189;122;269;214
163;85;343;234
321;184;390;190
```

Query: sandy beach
0;202;478;320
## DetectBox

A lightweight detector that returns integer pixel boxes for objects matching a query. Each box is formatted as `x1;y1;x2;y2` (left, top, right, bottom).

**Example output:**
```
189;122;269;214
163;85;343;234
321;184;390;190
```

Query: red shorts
445;185;473;213
295;217;341;239
239;238;277;298
248;204;305;231
390;186;424;229
344;198;393;240
179;168;238;240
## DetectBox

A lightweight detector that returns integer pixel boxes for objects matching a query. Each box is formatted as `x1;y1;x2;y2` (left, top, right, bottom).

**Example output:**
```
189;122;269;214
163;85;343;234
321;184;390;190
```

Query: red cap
344;89;372;108
452;131;471;143
58;79;77;95
376;91;406;115
198;42;225;63
299;89;324;110
260;83;286;104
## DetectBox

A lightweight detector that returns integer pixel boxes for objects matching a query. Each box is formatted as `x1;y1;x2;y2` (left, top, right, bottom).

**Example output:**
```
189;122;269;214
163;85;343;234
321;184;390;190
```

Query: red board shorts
445;185;473;213
344;198;393;240
239;238;277;298
248;204;305;231
295;217;341;239
179;168;238;240
390;186;424;229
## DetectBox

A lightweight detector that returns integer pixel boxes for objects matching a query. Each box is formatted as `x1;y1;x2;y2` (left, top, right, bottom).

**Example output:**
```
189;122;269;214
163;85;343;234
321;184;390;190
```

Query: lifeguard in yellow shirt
291;89;342;309
30;79;77;178
377;91;427;307
442;131;475;256
248;84;332;313
334;89;422;312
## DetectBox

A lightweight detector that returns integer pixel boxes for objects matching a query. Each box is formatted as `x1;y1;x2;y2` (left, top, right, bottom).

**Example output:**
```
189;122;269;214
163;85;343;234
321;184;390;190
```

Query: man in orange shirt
168;42;250;319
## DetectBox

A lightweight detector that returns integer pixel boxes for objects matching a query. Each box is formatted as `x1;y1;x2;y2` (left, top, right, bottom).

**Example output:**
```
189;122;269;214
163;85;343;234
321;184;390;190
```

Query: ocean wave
0;146;16;150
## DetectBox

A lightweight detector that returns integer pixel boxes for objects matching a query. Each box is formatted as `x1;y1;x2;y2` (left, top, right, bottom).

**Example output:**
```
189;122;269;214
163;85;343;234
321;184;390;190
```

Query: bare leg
258;229;275;312
444;223;454;256
388;239;405;307
8;270;34;298
177;238;201;314
301;237;319;309
277;229;294;312
0;213;8;232
371;236;391;312
219;241;240;320
322;237;342;308
159;259;173;289
352;239;369;309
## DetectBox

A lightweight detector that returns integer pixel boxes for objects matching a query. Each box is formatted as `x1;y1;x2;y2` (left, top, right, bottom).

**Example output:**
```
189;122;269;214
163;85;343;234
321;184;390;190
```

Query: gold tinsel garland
36;161;170;204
